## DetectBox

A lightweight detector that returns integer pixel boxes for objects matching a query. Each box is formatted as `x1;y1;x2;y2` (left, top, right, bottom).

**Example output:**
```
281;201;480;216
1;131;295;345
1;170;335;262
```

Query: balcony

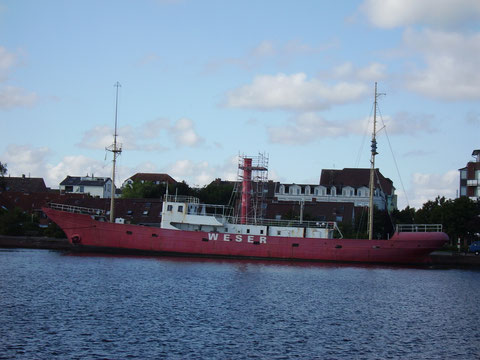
467;179;479;186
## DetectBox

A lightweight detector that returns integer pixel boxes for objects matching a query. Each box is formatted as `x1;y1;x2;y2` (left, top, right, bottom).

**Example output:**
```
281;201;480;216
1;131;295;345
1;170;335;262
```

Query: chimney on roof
22;174;25;178
472;150;480;163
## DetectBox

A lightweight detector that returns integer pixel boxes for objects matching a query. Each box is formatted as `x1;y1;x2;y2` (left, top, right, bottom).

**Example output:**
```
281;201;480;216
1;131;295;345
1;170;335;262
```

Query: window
167;205;173;211
460;170;467;180
246;229;250;234
178;205;183;213
143;210;149;216
127;210;133;215
79;186;84;193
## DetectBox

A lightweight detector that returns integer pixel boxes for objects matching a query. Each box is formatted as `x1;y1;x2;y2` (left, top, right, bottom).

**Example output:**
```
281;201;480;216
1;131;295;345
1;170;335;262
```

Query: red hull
43;207;449;264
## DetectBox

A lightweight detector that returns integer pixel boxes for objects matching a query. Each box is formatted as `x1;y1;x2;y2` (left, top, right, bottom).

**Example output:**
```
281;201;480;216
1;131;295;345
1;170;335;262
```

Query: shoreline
1;235;479;268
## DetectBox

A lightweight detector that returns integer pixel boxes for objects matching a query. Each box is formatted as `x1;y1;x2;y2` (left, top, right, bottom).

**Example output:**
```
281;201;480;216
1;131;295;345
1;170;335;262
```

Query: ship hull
43;207;449;265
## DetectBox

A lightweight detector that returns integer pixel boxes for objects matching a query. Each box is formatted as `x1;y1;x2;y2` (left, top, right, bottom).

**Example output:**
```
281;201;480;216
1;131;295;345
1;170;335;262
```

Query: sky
1;0;479;210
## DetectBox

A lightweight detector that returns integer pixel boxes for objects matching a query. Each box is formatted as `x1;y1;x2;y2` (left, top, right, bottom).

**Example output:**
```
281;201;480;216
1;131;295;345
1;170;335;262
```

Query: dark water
0;249;479;360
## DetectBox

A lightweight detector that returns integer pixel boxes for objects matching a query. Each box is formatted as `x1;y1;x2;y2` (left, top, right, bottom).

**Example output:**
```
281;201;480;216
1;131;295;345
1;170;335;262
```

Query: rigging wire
376;106;410;210
354;103;375;168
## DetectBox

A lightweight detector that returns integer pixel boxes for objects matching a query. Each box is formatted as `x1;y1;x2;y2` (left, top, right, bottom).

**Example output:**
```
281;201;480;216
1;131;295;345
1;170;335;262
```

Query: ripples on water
0;249;479;359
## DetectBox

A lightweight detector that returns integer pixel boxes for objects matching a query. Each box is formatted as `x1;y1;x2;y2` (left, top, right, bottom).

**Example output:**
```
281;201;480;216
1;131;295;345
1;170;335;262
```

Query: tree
0;161;6;190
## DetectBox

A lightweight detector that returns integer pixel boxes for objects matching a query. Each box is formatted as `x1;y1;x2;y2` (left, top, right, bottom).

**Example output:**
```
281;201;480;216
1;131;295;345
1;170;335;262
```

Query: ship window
277;230;281;235
246;229;250;234
260;230;264;234
178;205;183;212
167;205;173;211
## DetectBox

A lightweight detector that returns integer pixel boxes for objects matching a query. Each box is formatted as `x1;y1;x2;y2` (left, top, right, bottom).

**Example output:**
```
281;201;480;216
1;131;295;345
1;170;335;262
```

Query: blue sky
1;0;479;209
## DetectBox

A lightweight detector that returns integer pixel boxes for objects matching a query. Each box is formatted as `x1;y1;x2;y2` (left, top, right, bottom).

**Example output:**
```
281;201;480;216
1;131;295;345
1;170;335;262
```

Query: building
272;168;397;212
59;175;112;198
1;175;48;193
459;150;480;201
122;173;177;188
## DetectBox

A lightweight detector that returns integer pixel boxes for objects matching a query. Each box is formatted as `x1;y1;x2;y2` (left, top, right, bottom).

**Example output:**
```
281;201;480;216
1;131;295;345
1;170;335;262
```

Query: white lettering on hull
206;232;267;244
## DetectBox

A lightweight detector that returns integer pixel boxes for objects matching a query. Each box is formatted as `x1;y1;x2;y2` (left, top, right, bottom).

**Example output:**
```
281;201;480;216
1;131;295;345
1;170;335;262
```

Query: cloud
267;110;434;145
204;39;337;73
331;62;387;81
378;112;435;135
404;170;458;209
2;144;50;178
0;46;16;81
225;73;369;111
166;156;238;187
360;0;480;29
402;29;480;100
77;117;202;151
168;118;204;147
466;111;480;125
46;155;110;187
0;85;38;109
268;113;345;145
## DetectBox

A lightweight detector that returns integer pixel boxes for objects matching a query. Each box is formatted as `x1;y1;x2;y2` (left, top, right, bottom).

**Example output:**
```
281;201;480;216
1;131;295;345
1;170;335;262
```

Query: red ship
43;83;448;264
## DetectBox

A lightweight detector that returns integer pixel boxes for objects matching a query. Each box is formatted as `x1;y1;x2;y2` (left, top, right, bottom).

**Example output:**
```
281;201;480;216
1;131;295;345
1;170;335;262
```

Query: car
469;241;480;255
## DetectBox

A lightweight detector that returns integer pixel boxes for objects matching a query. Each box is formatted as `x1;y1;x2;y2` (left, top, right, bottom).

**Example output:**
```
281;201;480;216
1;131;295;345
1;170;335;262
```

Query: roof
60;176;110;187
320;168;394;195
127;173;177;184
1;176;48;193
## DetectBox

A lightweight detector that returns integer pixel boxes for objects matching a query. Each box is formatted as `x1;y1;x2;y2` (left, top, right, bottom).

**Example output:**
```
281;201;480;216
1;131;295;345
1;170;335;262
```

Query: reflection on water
1;249;479;359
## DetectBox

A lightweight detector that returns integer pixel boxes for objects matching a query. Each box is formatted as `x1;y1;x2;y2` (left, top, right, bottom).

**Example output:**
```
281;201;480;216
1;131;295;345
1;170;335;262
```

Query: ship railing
396;224;443;233
220;215;337;230
164;195;200;204
48;202;105;216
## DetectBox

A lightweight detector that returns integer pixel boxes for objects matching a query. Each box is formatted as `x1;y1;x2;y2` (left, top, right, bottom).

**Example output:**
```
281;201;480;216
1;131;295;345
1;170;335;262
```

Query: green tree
0;161;6;190
196;181;234;205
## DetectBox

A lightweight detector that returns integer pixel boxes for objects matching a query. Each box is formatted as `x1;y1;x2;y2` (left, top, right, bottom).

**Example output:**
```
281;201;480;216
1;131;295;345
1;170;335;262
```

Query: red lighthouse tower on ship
238;153;269;224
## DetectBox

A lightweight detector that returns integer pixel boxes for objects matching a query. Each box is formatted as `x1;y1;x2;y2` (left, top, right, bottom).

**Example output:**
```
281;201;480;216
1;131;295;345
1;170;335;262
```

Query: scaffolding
231;153;269;224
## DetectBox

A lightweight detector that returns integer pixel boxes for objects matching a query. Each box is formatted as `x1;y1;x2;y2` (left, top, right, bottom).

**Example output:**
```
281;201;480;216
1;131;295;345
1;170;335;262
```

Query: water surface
0;249;479;359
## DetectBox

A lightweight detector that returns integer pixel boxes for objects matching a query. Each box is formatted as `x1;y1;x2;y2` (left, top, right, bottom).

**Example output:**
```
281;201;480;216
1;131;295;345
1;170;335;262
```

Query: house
1;175;48;193
459;149;480;201
271;168;397;212
59;175;112;198
122;173;177;188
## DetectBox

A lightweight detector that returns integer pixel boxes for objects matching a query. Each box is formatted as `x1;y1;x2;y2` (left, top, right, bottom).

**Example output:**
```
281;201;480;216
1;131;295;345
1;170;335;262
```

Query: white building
59;175;112;198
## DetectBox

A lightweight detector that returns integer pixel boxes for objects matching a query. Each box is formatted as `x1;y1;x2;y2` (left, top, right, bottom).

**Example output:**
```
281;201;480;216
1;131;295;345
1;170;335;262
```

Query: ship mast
108;82;122;223
368;82;379;240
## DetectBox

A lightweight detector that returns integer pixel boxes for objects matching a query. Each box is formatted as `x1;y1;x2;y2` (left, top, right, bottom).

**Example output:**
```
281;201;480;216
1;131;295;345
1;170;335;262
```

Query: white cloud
268;113;345;145
331;62;387;81
166;156;237;187
46;155;110;187
378;112;435;135
225;73;369;111
77;117;202;151
267;110;434;145
403;170;458;209
204;39;337;73
0;85;38;109
0;46;16;81
360;0;480;29
403;29;480;100
168;118;204;147
2;144;50;178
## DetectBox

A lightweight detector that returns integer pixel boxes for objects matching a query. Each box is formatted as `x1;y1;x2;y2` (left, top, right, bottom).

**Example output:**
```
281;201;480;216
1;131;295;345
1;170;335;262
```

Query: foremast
107;82;122;223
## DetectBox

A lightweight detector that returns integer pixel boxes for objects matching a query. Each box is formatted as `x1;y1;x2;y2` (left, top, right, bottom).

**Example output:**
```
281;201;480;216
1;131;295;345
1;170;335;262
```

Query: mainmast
368;82;385;240
368;82;379;240
107;82;122;223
